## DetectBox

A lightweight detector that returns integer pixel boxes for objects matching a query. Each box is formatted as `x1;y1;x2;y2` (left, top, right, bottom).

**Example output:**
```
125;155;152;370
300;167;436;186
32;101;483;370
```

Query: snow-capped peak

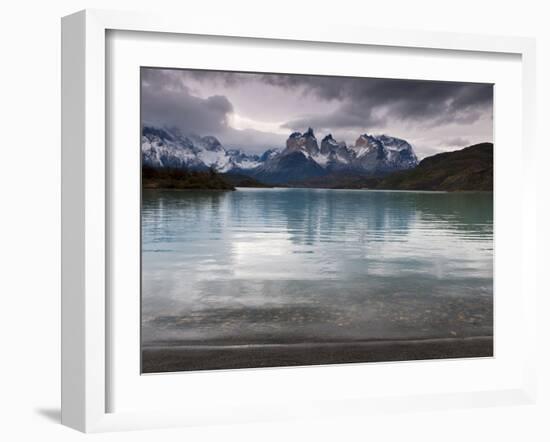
141;126;419;179
142;126;263;173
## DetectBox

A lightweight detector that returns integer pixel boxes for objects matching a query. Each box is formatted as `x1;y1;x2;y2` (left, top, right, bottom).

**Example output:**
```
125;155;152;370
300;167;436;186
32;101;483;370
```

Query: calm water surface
141;188;493;347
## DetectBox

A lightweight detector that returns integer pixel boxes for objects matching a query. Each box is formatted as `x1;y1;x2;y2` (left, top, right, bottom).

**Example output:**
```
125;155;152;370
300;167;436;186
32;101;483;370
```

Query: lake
141;188;493;370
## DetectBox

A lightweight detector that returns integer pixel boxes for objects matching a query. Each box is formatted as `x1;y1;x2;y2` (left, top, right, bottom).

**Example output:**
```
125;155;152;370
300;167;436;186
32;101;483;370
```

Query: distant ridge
141;126;419;185
375;143;493;191
141;125;492;191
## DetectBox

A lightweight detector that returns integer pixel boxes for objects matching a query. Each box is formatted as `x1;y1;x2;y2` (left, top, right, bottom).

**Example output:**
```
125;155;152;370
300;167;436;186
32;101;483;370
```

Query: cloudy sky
141;67;493;159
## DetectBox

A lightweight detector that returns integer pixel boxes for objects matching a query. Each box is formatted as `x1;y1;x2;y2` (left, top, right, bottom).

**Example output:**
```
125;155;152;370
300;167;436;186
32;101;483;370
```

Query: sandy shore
141;336;493;373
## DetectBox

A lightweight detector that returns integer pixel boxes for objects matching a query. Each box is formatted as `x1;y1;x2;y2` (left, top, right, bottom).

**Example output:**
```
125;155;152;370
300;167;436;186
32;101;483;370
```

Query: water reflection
142;188;493;346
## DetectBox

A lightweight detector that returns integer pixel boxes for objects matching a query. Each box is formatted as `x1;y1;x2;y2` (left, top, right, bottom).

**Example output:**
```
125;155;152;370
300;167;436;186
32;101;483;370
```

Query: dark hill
375;143;493;191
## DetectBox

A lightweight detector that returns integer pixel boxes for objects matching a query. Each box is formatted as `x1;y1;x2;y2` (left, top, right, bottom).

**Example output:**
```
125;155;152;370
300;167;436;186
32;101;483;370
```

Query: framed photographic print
61;9;538;432
139;67;495;374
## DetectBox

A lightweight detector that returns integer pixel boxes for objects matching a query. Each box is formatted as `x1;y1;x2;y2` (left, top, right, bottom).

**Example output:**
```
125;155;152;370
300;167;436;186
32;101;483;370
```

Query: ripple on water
141;188;493;346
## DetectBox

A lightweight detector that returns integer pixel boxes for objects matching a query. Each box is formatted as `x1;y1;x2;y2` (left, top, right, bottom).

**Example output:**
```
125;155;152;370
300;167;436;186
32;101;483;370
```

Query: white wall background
0;1;548;440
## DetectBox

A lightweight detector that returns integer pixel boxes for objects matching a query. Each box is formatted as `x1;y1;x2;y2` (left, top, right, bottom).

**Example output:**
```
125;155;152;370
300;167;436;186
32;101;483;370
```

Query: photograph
140;67;494;373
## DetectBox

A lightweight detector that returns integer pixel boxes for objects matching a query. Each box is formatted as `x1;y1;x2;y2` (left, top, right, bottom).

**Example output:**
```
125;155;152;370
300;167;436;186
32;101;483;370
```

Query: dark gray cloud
150;69;493;128
141;69;233;136
141;67;493;158
270;75;493;131
282;102;385;132
142;68;283;153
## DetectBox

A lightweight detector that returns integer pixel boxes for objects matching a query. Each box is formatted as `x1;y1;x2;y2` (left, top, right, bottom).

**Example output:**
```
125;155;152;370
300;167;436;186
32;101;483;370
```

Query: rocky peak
354;133;375;148
321;133;346;156
142;126;175;142
198;135;223;151
285;128;319;156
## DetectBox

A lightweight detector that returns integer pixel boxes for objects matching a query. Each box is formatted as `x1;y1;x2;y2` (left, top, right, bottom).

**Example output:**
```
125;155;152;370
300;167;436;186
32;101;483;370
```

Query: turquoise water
141;188;493;347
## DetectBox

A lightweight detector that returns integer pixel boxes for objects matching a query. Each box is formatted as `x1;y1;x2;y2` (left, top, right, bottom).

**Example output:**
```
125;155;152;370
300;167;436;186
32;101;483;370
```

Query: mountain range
141;126;419;185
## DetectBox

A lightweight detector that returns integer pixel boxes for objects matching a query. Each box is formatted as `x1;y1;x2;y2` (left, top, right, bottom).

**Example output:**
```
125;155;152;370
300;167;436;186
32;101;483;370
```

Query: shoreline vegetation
142;166;236;191
142;143;493;192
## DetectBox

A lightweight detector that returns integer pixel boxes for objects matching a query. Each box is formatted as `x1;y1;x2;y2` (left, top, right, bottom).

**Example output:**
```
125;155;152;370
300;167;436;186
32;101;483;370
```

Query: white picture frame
61;9;538;433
